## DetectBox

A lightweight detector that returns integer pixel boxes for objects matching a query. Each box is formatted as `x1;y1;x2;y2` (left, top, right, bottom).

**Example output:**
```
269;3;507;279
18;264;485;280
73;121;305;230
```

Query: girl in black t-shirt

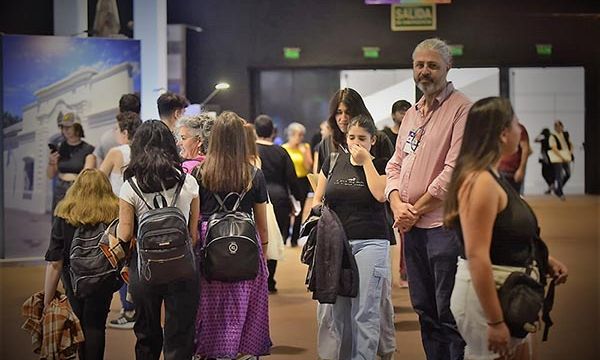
312;115;395;360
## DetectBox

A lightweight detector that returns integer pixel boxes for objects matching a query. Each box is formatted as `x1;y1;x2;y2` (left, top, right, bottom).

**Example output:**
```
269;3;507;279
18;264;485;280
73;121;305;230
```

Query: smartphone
48;143;58;153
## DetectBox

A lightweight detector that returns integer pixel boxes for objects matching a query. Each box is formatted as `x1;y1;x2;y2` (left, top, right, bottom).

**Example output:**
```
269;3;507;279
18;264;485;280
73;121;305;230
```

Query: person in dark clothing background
382;100;411;149
534;128;555;194
255;114;302;292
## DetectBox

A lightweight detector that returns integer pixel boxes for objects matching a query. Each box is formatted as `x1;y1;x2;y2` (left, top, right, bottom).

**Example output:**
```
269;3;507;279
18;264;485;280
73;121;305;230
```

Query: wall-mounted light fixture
200;82;230;106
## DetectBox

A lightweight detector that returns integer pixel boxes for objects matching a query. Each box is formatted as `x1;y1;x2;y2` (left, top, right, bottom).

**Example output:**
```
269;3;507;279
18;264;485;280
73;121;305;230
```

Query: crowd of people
39;38;569;360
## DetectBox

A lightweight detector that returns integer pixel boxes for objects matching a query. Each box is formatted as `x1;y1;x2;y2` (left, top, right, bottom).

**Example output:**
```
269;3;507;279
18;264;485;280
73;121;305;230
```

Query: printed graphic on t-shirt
334;177;366;188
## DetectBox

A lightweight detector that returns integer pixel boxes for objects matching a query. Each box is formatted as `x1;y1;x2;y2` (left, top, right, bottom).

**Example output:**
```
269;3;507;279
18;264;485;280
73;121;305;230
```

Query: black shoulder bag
497;236;556;340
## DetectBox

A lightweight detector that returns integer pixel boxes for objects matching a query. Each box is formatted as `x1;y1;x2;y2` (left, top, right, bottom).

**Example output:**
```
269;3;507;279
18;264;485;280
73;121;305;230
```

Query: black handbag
497;237;556;340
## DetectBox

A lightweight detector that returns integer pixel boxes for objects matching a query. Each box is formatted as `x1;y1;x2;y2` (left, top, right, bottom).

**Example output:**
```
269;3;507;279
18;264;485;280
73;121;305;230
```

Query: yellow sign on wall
391;3;436;31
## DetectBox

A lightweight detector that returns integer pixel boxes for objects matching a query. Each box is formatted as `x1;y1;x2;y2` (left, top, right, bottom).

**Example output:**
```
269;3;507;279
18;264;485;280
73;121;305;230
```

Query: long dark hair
327;88;373;147
200;111;253;193
444;97;514;226
123;120;183;193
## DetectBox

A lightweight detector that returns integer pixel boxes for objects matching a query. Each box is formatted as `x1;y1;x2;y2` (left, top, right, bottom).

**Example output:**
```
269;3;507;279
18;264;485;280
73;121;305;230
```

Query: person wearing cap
47;112;96;213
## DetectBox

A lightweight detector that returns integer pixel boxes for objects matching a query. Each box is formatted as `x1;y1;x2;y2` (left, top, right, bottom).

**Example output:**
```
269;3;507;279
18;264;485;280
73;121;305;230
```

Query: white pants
450;258;531;360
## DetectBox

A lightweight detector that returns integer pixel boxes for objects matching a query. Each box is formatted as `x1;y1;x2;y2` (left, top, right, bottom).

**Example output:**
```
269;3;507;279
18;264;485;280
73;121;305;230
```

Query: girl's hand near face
349;144;372;166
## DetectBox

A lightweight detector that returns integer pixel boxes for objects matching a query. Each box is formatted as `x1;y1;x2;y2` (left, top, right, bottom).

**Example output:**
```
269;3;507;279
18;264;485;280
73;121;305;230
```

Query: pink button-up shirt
385;82;471;229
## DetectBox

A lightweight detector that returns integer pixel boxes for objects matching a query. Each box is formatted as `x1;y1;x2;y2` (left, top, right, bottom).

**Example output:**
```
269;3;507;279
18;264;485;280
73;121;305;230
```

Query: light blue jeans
319;239;394;360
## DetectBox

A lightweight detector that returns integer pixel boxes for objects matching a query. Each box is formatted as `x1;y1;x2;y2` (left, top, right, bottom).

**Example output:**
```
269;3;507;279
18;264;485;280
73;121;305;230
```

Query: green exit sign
283;47;300;59
362;47;380;59
449;44;463;57
536;44;552;56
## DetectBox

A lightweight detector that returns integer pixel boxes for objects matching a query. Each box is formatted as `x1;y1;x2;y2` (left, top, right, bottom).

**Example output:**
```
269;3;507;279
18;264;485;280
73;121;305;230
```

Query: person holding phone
47;113;95;213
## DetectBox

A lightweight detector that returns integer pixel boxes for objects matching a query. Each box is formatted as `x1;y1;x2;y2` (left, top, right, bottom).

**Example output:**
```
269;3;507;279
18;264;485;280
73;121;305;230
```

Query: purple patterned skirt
194;221;272;358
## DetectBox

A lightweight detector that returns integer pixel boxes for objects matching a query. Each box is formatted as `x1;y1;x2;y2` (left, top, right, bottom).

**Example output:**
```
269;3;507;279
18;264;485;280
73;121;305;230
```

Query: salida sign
391;4;437;31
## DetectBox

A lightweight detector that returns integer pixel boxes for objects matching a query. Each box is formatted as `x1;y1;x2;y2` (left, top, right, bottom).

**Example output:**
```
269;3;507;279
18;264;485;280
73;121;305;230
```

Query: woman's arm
311;171;327;208
99;149;116;176
302;143;313;172
362;160;386;202
459;171;511;356
350;144;386;202
43;260;63;308
117;199;136;242
84;154;96;170
548;255;568;285
47;152;60;179
312;151;320;174
189;197;200;246
253;202;268;257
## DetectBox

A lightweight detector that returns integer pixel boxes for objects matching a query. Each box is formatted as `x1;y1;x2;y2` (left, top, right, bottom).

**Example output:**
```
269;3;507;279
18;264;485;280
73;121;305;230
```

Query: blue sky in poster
2;35;140;117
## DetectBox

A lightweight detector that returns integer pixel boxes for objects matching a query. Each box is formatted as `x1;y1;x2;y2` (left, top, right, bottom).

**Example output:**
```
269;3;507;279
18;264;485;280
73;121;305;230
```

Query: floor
1;195;598;359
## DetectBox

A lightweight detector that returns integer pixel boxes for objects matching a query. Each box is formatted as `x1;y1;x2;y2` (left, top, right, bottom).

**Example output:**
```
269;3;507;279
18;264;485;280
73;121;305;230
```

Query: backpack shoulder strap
127;179;153;210
234;167;258;210
169;174;186;207
214;167;258;212
551;134;562;150
327;152;339;179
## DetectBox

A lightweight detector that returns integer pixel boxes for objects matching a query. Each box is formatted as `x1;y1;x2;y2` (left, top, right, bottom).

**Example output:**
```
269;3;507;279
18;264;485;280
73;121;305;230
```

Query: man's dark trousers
404;226;465;360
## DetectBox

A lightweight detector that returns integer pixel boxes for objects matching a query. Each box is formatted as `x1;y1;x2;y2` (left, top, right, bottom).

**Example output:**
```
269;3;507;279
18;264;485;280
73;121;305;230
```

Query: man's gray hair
286;122;306;139
412;38;452;66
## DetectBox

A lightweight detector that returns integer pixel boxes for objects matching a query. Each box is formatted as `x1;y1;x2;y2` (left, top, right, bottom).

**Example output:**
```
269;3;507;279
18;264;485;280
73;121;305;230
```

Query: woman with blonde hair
194;111;271;359
445;97;568;359
43;169;119;360
282;122;313;247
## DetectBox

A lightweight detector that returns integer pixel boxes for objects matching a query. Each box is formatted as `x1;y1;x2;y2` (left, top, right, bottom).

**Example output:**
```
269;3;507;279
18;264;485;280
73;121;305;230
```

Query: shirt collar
415;81;455;111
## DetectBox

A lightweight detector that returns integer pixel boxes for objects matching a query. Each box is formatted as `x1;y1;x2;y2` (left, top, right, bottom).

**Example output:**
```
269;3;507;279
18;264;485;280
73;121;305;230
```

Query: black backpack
69;221;123;298
128;176;196;286
201;173;259;282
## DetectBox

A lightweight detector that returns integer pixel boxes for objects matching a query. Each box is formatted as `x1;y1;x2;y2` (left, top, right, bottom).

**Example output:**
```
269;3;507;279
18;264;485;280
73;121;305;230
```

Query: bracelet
261;242;268;245
487;319;504;326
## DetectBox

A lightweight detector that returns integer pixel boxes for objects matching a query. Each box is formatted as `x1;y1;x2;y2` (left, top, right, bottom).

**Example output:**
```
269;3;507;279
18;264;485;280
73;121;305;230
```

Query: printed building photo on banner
1;34;141;259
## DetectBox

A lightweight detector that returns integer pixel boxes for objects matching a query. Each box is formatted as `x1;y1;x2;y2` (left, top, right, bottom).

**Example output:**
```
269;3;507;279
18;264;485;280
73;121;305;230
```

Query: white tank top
110;144;131;195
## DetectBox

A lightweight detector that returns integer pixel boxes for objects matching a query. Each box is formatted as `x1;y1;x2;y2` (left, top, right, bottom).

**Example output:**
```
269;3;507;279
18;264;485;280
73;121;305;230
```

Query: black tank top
458;169;539;266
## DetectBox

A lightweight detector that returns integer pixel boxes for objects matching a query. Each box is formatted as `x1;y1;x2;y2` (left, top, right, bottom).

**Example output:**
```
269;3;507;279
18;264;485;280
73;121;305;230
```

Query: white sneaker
107;310;135;329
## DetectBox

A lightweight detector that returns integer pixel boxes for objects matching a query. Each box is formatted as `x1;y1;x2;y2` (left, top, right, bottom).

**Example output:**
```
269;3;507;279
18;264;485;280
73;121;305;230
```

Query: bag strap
169;175;186;207
541;278;556;341
127;178;153;210
327;152;339;180
551;134;562;151
213;167;257;212
127;174;185;210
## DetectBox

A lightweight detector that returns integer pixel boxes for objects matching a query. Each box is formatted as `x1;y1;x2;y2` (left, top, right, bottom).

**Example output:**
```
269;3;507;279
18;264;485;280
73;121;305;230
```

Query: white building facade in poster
3;62;135;214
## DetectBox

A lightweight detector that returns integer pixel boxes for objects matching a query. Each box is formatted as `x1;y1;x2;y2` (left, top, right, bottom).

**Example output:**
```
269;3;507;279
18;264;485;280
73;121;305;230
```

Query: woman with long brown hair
43;169;119;360
445;97;568;359
194;111;272;359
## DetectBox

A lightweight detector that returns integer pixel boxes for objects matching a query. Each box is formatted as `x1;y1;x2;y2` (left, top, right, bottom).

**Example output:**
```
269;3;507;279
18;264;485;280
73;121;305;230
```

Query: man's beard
416;76;441;95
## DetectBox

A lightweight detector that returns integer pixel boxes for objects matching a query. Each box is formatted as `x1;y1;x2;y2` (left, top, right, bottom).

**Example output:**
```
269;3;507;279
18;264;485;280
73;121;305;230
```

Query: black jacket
308;206;358;304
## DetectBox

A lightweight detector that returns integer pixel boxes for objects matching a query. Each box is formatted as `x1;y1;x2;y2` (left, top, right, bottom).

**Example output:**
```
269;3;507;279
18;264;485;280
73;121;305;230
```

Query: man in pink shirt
386;38;471;360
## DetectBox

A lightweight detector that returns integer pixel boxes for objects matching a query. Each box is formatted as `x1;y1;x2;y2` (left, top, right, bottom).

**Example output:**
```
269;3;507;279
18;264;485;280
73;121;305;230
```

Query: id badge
403;130;417;154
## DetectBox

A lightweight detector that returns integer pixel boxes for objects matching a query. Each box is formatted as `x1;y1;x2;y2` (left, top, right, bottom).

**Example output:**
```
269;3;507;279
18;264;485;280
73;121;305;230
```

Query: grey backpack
128;176;196;285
